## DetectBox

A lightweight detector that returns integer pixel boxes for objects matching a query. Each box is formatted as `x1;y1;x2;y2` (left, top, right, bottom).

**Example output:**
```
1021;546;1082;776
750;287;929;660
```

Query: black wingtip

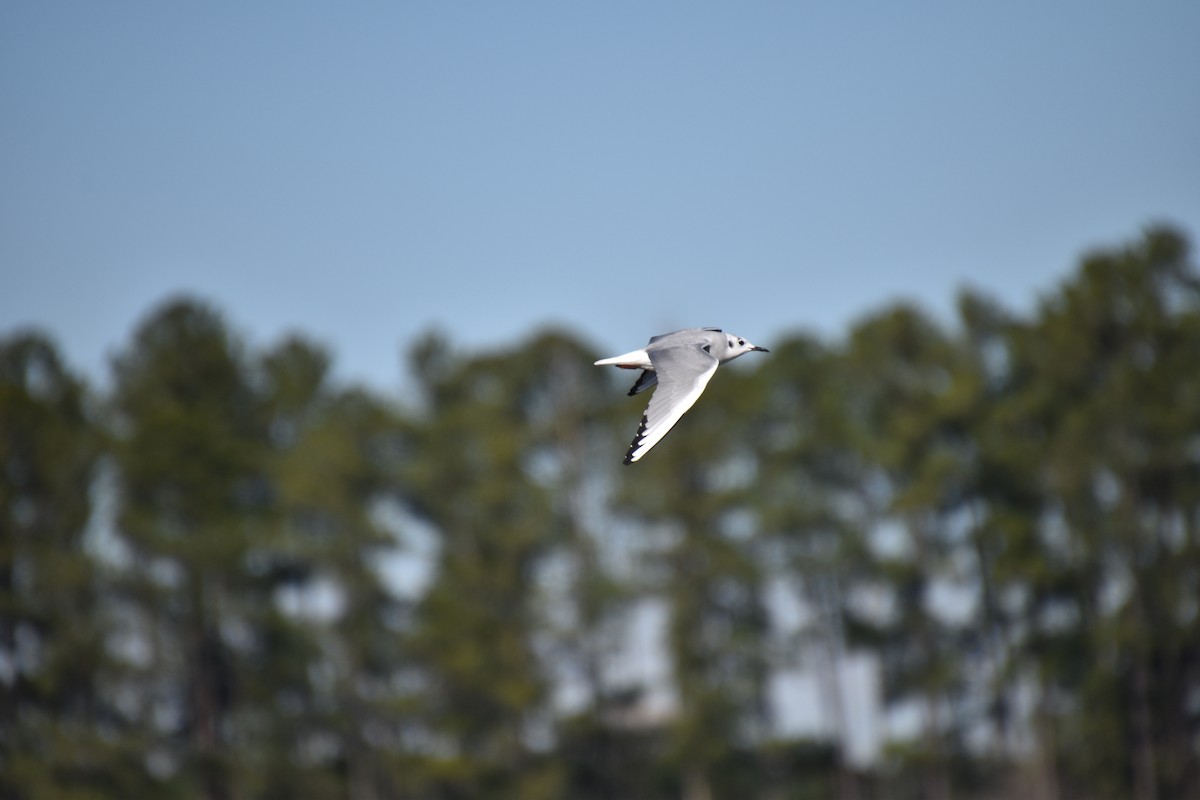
622;414;650;464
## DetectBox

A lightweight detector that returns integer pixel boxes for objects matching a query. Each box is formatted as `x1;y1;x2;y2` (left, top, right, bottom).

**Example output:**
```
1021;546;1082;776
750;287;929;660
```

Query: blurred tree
1003;226;1200;800
107;307;413;800
108;298;273;800
0;332;149;798
249;336;409;800
516;331;646;800
948;292;1027;762
498;331;630;708
838;304;978;800
399;330;569;799
755;332;873;800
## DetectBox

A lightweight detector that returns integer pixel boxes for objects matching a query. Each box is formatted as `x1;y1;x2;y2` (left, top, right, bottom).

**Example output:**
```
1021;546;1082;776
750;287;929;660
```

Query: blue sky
3;2;1198;392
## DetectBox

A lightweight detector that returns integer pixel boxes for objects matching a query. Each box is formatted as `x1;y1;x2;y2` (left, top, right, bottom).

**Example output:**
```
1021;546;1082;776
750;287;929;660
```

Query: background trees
0;333;140;799
2;226;1198;799
999;229;1200;800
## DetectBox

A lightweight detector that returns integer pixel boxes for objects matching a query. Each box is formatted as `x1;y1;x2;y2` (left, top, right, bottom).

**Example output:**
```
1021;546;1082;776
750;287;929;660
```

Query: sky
3;2;1198;394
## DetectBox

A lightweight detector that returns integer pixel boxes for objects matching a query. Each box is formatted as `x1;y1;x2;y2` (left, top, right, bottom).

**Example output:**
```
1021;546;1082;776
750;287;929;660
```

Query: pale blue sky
3;2;1198;391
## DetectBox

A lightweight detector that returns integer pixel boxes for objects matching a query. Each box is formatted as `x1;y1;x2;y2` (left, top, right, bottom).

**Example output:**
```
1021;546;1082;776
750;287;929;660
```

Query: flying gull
594;327;769;463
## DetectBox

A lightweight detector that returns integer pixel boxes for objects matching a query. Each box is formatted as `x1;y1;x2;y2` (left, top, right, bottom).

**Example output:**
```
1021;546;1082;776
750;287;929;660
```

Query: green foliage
3;225;1199;799
998;227;1200;799
400;330;609;797
0;331;153;799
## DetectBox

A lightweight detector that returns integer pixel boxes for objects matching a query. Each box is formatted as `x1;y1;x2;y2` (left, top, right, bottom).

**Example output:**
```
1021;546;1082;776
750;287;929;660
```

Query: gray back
646;328;733;360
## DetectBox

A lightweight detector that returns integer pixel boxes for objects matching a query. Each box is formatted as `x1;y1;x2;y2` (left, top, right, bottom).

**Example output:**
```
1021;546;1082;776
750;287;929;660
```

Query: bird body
594;328;768;463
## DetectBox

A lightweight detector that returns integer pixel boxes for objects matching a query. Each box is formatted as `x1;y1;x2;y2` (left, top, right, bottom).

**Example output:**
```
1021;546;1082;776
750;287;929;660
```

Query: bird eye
738;339;745;346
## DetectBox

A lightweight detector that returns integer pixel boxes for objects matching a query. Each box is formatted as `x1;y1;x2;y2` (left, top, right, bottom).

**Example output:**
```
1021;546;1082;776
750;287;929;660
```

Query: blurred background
2;3;1199;799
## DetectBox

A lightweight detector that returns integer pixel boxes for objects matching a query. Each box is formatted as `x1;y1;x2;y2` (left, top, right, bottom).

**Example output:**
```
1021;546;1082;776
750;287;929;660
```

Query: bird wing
647;327;721;345
627;369;658;396
624;344;719;463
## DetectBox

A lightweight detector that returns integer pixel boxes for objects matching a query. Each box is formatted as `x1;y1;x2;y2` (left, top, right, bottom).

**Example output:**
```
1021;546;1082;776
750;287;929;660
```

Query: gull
594;328;769;463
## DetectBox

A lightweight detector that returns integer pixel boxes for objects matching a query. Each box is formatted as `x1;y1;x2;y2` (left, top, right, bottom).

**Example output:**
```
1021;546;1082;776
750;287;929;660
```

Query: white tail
594;348;651;368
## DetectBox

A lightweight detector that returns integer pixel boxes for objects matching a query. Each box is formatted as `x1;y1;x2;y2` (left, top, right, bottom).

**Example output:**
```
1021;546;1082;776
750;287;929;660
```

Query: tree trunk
682;763;712;800
1029;696;1060;800
922;693;952;800
1131;651;1158;800
190;574;230;800
812;575;860;800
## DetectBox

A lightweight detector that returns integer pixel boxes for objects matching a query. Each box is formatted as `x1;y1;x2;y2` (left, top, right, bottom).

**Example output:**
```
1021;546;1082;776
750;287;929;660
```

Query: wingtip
622;414;650;464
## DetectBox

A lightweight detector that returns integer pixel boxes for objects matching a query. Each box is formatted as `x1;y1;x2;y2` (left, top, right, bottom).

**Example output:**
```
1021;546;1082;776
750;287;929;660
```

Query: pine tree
756;331;872;800
400;331;566;799
837;304;980;800
254;335;409;800
0;332;149;797
1002;226;1200;799
108;298;272;800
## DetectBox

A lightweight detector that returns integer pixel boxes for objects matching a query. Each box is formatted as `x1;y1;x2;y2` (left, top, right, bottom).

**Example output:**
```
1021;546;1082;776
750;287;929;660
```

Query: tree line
2;225;1198;800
